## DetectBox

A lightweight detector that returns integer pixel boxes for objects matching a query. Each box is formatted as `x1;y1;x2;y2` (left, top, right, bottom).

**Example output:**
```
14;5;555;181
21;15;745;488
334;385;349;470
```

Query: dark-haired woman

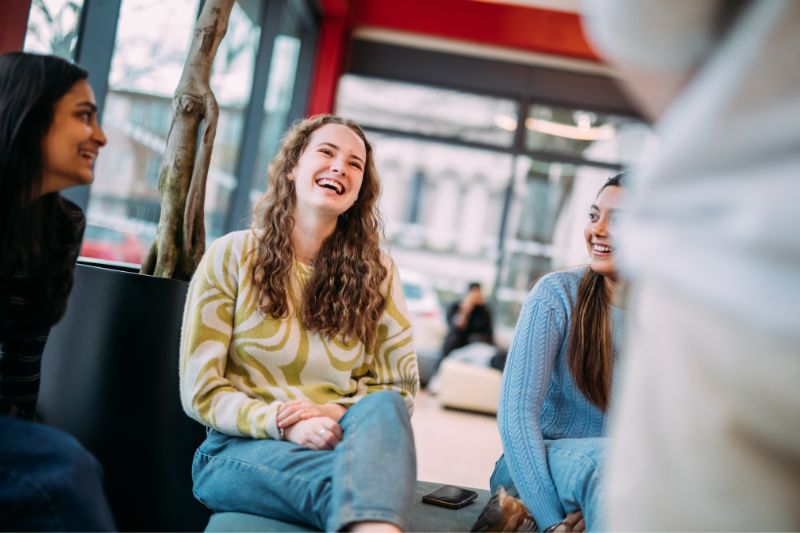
0;52;114;530
180;115;418;532
489;174;624;532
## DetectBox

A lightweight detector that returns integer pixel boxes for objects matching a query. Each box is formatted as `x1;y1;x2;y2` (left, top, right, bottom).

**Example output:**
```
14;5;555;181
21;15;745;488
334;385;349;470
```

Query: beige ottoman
437;358;502;414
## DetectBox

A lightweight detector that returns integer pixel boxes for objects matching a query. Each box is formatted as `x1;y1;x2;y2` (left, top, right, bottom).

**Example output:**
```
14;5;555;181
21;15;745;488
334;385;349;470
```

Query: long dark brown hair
567;172;624;411
0;52;88;328
251;115;387;349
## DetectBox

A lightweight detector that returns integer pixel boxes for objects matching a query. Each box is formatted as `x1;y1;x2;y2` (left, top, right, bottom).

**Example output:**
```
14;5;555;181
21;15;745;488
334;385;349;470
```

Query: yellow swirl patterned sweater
179;230;419;440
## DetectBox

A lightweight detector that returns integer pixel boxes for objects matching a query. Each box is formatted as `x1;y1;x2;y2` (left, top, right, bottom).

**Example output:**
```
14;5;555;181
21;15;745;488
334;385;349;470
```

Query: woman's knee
342;392;412;442
490;455;516;495
356;391;407;417
546;438;607;467
24;425;105;491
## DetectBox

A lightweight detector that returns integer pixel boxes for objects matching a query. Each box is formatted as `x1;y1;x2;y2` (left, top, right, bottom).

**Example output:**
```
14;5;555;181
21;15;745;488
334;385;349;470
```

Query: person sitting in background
441;282;494;358
0;52;115;531
474;173;626;533
180;115;418;533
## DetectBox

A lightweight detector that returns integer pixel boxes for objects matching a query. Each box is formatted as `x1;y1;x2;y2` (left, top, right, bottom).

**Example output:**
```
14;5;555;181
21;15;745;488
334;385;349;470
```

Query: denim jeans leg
489;454;519;497
329;391;416;531
192;392;416;532
0;415;116;532
192;431;335;530
545;437;608;532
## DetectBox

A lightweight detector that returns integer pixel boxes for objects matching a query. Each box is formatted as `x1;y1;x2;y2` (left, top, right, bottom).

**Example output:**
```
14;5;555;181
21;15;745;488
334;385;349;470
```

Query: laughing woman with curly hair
179;115;419;532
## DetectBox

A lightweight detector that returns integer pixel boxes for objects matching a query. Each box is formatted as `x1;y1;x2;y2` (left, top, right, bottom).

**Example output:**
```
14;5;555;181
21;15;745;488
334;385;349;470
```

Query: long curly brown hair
251;115;387;349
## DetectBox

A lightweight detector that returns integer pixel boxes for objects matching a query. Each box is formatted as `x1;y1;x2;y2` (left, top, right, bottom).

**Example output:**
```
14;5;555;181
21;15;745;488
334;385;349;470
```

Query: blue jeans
0;415;116;531
491;438;608;532
192;391;416;531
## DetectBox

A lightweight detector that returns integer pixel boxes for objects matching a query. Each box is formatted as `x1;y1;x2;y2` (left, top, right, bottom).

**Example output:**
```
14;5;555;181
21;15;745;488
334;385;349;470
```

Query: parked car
80;223;149;265
399;269;447;385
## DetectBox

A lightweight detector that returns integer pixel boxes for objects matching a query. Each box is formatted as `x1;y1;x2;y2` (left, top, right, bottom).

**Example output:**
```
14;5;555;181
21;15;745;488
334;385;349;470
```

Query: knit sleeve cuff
266;409;282;440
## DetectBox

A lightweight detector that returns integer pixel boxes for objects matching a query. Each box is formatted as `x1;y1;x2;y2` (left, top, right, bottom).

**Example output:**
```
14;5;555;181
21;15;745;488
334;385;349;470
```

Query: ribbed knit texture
179;230;418;440
498;267;623;529
0;197;84;419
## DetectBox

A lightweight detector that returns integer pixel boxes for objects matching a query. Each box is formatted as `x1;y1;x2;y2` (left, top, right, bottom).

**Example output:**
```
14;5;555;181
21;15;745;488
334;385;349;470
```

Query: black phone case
421;486;478;509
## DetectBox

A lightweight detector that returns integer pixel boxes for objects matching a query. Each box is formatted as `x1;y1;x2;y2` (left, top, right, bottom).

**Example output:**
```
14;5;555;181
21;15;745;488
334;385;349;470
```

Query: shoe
470;487;538;532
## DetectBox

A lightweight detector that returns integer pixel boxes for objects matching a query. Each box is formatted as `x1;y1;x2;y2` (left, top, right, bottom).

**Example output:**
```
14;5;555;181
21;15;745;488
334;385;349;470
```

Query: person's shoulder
378;249;396;271
528;267;587;306
540;267;586;293
203;230;258;267
58;195;84;221
378;249;400;283
209;229;255;252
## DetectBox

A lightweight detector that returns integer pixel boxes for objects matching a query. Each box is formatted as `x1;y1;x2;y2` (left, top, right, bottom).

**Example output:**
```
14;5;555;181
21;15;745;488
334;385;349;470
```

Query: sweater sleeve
498;278;568;529
336;261;419;415
179;234;282;439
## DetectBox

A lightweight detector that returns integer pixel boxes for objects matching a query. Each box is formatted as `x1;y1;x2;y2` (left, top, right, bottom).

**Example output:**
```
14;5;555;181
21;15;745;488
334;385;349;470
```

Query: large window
495;160;615;326
86;0;202;264
248;0;309;214
525;103;654;166
250;34;301;206
336;66;654;336
337;75;518;148
23;0;85;60
205;0;262;239
31;0;318;265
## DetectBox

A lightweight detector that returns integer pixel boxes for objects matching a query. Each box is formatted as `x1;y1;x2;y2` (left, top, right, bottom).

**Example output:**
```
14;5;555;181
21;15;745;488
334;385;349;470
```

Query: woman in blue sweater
487;173;625;532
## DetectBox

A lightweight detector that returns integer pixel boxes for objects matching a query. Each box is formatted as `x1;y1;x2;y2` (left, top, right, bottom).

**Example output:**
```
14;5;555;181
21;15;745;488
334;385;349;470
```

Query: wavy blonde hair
251;115;387;349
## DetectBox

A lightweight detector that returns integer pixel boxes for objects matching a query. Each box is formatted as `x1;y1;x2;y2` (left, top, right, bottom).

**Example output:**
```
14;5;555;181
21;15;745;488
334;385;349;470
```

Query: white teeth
80;150;96;160
593;244;611;253
316;178;343;194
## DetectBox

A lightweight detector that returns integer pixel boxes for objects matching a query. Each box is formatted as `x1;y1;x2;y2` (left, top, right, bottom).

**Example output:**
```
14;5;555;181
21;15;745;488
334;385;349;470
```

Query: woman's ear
287;170;295;182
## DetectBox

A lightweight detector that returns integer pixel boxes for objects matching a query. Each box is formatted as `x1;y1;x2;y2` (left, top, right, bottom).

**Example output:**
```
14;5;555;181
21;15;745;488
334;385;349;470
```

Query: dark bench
205;480;490;532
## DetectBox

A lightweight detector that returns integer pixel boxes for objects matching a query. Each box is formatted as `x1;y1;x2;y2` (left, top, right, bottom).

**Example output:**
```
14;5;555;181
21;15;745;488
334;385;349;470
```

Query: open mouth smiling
316;177;345;195
592;243;612;254
80;149;97;161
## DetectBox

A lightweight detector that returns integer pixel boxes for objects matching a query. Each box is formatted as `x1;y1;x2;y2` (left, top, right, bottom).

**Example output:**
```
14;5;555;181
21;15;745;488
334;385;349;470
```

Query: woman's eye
77;112;92;123
319;148;333;156
350;162;363;171
588;212;599;222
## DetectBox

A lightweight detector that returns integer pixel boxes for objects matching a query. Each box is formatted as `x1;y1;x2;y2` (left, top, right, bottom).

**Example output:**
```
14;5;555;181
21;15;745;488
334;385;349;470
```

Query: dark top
0;195;84;418
441;302;494;357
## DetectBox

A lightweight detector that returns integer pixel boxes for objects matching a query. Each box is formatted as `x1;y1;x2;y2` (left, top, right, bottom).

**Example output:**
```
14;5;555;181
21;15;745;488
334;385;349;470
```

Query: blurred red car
80;224;149;264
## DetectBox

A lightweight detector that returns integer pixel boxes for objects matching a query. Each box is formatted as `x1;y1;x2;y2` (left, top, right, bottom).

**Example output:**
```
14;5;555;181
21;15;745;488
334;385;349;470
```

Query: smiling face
584;184;624;280
40;79;107;195
288;123;366;218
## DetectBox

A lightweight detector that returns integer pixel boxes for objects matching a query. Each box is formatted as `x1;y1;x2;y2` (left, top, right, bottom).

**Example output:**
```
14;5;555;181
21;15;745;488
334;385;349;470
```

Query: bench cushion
205;480;490;532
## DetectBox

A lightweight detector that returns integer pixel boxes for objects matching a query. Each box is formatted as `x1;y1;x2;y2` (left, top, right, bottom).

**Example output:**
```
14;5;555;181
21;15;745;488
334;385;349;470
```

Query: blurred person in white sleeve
582;0;800;530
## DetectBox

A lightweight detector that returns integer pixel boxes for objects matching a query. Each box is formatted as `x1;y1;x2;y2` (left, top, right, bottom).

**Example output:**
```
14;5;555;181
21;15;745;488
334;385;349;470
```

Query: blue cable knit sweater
498;267;623;529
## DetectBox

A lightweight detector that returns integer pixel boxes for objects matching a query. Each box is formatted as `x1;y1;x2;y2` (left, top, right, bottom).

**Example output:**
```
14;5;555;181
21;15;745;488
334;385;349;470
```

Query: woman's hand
277;399;347;430
550;510;585;532
283;417;343;450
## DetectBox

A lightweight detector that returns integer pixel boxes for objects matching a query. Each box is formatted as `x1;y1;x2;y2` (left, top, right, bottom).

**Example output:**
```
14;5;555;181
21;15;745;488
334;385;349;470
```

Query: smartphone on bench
421;484;478;509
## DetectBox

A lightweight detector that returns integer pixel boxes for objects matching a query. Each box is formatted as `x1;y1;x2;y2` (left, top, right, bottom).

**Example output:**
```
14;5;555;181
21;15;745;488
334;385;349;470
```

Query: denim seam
331;394;410;532
546;446;602;516
335;408;359;531
195;449;330;489
0;463;65;531
338;510;405;530
546;447;601;472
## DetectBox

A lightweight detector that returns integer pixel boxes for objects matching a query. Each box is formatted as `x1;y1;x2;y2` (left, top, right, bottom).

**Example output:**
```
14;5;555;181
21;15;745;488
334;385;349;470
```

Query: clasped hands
547;511;585;532
277;398;346;450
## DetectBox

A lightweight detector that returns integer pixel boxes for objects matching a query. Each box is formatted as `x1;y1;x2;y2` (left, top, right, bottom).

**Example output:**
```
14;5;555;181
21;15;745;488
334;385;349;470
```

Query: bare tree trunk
140;0;234;280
